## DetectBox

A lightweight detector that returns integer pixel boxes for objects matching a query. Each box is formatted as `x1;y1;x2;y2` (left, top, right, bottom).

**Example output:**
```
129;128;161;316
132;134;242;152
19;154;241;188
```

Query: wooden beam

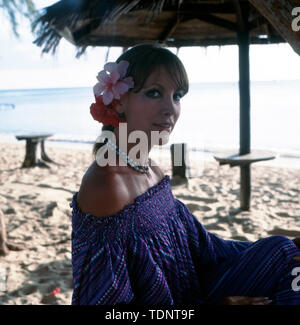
159;17;180;43
248;16;267;31
232;0;246;31
162;3;236;14
76;35;284;48
182;13;237;31
249;0;300;56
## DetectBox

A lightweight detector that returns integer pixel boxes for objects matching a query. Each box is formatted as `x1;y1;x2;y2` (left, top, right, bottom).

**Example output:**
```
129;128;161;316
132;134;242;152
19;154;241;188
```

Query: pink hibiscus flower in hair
93;60;134;105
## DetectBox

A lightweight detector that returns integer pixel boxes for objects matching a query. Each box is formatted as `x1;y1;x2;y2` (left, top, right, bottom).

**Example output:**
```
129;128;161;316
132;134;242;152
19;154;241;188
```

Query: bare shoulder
76;163;130;218
76;158;166;218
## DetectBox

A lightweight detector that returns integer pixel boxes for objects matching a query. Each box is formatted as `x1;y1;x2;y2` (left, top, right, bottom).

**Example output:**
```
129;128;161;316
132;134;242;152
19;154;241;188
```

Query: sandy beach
0;140;299;305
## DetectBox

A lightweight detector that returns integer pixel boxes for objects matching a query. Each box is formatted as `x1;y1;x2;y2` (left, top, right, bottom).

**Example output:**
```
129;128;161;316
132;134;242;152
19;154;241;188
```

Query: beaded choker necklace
106;139;150;174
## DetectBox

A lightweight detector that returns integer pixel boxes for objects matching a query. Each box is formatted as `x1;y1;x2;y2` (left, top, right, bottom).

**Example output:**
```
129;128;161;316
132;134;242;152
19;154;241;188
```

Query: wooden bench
15;133;55;168
214;150;276;210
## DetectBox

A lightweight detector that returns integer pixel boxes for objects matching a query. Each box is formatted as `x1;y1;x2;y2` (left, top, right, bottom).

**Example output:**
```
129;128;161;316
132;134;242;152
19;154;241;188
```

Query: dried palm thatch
32;0;300;57
1;0;36;37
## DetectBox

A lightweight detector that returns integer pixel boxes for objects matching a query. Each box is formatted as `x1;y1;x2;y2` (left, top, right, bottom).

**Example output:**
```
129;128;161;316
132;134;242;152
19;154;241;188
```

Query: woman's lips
153;123;172;131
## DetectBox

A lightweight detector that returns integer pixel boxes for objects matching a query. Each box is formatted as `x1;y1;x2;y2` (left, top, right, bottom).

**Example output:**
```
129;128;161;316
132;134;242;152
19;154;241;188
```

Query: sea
0;80;299;168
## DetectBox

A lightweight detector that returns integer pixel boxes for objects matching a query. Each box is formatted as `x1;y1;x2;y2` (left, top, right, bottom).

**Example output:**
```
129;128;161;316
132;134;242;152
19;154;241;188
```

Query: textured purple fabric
70;175;300;305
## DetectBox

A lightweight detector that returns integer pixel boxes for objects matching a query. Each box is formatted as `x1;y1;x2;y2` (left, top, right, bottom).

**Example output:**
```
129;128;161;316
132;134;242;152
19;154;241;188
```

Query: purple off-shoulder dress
70;175;300;305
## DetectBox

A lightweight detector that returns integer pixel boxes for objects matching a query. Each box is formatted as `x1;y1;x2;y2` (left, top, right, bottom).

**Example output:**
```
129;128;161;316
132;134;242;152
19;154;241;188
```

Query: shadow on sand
0;259;73;305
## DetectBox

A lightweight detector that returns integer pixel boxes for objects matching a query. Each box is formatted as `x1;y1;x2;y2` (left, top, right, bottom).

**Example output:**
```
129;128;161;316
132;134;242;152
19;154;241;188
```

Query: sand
0;140;299;305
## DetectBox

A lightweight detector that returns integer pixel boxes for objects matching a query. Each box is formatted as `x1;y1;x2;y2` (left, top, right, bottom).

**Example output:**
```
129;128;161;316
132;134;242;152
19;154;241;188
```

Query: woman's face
117;66;184;147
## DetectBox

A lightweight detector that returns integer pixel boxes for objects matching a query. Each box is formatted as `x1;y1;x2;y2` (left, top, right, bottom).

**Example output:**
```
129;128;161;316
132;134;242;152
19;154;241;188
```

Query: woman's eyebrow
144;83;182;92
143;83;164;89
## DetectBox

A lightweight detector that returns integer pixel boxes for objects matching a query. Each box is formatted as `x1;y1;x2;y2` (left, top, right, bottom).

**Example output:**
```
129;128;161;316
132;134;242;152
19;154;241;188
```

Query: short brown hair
116;43;189;94
92;43;189;157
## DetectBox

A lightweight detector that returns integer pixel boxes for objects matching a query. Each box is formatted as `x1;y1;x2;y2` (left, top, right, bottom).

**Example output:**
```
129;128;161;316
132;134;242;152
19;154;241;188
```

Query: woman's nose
162;96;177;116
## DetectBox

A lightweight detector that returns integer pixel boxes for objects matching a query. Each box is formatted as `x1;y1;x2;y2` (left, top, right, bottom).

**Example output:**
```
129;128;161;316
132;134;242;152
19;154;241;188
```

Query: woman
70;43;300;305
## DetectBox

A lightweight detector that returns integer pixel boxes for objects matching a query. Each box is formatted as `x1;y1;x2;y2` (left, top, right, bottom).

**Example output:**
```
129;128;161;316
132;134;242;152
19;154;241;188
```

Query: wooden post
41;140;54;163
238;3;251;156
170;143;189;179
237;2;251;210
23;139;39;168
240;164;251;210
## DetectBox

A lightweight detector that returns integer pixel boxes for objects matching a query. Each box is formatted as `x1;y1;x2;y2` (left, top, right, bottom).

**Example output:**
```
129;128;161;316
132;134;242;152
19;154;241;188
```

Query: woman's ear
113;100;122;114
114;93;127;114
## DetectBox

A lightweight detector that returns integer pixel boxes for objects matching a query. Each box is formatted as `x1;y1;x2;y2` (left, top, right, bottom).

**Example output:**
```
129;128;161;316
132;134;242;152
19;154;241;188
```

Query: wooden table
15;133;55;168
214;150;276;210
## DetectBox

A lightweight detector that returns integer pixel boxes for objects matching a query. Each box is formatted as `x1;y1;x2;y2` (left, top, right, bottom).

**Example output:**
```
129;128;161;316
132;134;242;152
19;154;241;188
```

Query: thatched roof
32;0;300;57
249;0;300;56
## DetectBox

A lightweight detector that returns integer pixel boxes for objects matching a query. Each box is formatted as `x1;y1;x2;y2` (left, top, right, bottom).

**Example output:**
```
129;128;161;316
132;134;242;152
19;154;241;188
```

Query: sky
0;0;300;90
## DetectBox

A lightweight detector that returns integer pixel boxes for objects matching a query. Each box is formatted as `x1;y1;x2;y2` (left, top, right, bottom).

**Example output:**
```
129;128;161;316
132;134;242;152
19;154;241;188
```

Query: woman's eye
145;89;160;98
173;93;182;102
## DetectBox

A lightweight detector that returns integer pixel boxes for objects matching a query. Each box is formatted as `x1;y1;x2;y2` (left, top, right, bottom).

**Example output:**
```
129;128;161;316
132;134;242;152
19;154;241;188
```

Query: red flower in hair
90;95;125;127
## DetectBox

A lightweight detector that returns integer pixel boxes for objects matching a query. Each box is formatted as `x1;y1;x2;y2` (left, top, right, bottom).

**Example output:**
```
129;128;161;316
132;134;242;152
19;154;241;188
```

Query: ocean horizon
1;80;300;168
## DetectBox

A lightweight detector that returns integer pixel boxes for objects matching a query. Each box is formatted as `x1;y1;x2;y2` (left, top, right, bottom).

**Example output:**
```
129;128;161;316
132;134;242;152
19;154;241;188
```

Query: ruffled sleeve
70;176;176;305
72;237;135;305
